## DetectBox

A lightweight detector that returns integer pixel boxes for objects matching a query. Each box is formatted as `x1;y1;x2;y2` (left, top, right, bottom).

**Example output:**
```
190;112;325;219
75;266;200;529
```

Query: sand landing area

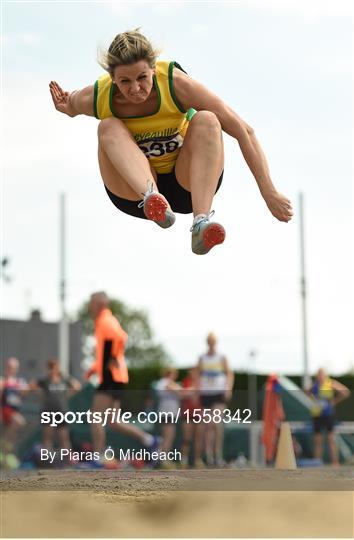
1;469;353;537
1;466;353;491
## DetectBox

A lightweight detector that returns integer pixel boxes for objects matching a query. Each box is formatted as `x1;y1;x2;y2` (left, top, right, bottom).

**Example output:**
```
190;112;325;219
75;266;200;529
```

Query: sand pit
1;468;353;537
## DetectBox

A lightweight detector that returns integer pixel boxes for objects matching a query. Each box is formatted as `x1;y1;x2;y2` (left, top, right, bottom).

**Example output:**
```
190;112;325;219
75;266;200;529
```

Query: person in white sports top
194;332;234;468
154;367;184;469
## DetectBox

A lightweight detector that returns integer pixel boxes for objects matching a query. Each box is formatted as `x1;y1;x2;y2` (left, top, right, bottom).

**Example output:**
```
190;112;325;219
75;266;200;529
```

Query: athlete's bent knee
191;110;221;131
97;117;127;140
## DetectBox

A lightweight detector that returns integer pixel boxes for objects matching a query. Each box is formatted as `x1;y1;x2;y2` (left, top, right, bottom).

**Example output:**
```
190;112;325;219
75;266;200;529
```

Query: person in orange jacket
87;291;159;466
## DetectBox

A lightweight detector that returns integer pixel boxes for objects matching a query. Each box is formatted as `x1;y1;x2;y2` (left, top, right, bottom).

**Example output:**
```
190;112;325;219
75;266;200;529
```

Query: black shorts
312;415;335;433
200;393;225;409
105;166;224;219
41;412;69;430
96;370;127;401
159;413;178;425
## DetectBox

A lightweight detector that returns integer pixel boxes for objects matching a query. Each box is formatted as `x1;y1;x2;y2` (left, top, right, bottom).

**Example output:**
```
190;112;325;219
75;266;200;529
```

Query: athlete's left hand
49;81;76;117
264;191;293;222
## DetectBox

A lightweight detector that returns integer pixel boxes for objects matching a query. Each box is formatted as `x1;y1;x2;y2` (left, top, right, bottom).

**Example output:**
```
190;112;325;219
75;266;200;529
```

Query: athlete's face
6;358;19;377
170;369;178;381
48;361;60;375
112;61;155;104
317;368;326;384
88;296;101;318
207;334;217;349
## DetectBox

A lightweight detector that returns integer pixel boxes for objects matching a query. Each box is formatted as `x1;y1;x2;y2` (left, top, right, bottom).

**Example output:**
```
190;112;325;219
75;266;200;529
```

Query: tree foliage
77;298;170;368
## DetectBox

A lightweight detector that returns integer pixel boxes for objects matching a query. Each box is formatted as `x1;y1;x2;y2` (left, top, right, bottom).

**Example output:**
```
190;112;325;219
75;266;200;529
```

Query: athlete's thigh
195;420;206;438
11;411;26;427
58;426;71;446
211;402;225;427
174;127;224;192
162;423;176;440
212;401;225;411
112;399;121;410
42;424;54;440
98;145;157;200
212;401;225;415
92;392;113;412
182;421;193;441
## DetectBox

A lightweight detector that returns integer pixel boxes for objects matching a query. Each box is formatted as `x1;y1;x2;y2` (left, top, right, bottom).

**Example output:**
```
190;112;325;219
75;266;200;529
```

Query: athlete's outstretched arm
173;70;293;222
49;81;94;117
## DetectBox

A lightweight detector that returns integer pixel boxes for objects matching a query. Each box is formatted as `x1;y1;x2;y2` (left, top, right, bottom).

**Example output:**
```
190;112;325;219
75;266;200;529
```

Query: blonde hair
98;28;160;73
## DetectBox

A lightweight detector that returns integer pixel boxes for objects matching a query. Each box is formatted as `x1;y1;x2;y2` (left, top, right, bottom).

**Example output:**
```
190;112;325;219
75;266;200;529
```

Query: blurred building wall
0;312;83;380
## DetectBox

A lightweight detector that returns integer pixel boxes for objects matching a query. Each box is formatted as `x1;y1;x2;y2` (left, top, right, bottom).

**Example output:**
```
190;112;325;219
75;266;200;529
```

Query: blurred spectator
308;368;350;465
0;357;28;466
180;367;200;468
30;358;81;455
86;291;159;467
194;332;234;468
155;367;183;469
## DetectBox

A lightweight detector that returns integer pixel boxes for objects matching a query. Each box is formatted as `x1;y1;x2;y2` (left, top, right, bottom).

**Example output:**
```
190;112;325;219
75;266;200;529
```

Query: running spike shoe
138;181;176;229
190;211;226;255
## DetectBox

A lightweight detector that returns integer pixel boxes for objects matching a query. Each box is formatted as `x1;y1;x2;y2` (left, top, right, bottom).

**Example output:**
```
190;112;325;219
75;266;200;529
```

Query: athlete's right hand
49;81;76;117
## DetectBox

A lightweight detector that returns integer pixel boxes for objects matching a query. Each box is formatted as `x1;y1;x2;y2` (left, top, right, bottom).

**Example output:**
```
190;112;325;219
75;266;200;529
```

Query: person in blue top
308;368;350;465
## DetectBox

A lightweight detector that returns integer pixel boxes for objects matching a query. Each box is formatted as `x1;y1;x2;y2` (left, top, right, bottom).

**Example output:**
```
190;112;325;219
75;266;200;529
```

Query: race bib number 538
138;134;183;158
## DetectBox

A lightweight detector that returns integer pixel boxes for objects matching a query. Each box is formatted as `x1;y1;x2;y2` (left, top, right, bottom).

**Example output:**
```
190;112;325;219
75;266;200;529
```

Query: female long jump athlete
50;29;293;255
